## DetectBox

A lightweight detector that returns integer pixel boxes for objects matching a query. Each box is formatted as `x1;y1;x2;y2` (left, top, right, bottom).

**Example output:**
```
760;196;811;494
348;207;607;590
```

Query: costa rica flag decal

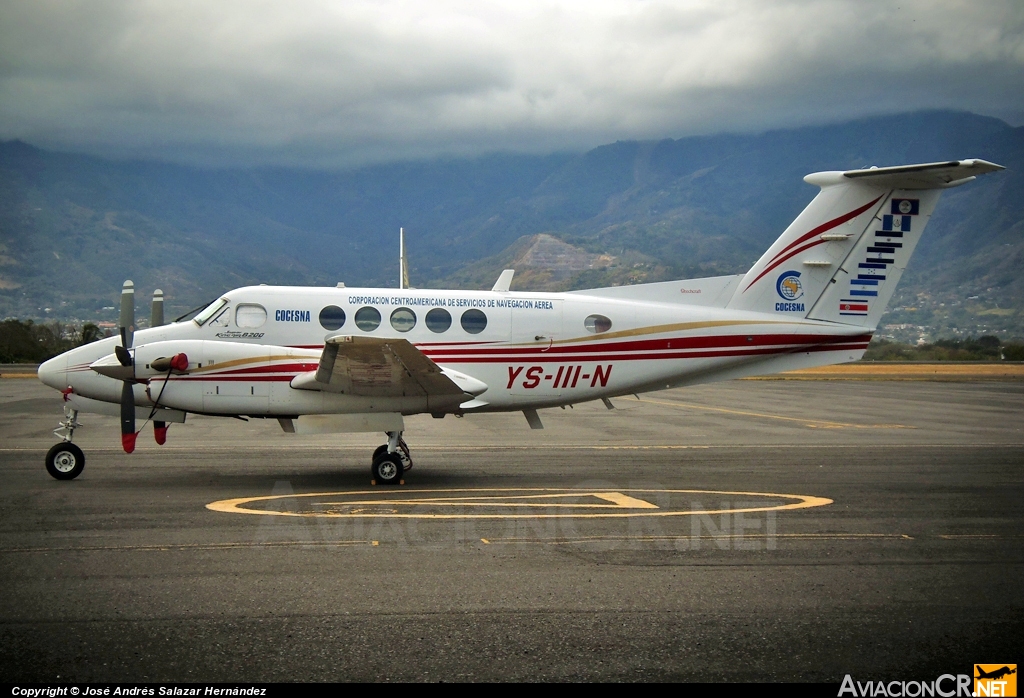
839;300;869;316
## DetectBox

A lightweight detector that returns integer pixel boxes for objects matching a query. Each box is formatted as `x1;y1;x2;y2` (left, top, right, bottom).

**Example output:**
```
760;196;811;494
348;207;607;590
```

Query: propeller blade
114;344;133;367
154;421;167;445
151;289;164;328
120;380;137;453
119;280;135;349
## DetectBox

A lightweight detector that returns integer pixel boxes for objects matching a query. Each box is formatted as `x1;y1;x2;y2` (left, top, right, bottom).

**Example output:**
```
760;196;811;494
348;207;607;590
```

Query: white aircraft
37;159;1004;483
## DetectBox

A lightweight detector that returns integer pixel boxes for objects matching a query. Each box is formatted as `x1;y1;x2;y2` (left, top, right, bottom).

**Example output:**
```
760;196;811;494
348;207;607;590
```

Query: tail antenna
399;227;410;290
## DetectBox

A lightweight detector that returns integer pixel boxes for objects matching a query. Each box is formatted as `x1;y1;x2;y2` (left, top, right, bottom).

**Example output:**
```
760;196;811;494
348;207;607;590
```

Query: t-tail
727;160;1004;329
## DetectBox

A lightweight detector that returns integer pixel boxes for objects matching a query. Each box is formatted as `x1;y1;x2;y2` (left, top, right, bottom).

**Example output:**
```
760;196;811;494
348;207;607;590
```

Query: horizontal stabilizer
837;159;1004;190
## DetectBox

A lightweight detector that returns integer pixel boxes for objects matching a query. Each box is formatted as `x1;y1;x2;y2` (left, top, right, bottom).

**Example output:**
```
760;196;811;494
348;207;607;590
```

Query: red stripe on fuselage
204;362;318;376
433;343;870;363
154;341;870;379
164;375;296;382
420;332;870;358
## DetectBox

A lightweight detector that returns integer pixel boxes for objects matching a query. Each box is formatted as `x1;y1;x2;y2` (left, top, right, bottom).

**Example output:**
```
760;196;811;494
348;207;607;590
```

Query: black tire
46;442;85;480
371;452;404;486
373;442;412;469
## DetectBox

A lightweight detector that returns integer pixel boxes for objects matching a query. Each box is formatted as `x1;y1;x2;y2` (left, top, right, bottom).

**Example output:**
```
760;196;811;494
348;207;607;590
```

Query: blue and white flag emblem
891;199;919;215
882;214;911;232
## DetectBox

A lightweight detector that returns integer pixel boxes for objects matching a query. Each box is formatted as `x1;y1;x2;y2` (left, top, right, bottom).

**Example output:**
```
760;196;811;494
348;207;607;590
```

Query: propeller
150;289;168;444
151;289;164;328
118;280;138;454
148;353;185;446
89;281;178;451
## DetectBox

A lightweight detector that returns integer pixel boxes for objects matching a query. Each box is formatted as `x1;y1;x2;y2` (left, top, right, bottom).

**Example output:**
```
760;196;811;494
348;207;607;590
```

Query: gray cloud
1;0;1022;167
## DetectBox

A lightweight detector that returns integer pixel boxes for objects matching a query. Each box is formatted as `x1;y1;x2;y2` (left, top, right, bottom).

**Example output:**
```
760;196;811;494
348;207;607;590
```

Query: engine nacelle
135;339;280;414
130;339;273;379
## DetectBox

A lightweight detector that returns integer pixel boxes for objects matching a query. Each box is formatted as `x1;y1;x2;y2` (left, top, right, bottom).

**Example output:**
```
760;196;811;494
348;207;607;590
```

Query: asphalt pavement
1;378;1021;682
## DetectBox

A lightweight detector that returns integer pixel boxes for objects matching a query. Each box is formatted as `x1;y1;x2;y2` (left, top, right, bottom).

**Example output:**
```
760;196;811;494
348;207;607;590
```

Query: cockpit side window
208;304;232;328
193;298;229;326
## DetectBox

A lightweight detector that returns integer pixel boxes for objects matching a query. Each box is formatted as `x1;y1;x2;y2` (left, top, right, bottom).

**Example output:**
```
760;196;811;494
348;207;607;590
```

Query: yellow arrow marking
590;492;660;509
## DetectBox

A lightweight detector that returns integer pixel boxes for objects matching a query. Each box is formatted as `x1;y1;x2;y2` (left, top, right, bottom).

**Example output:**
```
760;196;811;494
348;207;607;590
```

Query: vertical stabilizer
806;189;941;328
727;177;886;318
727;159;1004;329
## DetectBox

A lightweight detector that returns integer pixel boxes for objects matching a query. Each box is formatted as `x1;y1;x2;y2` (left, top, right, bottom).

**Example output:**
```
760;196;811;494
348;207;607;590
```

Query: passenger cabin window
425;308;452;333
354;306;381;331
390;307;416;332
193;298;228;326
584;314;612;333
319;305;346;331
461;308;487;334
235;304;267;329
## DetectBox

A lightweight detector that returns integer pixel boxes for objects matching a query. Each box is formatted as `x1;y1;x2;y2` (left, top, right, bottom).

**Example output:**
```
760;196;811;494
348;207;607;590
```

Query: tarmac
1;377;1022;682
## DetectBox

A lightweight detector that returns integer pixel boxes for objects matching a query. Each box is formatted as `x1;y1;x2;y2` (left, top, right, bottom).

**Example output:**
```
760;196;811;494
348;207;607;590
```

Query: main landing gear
47;407;85;480
371;430;412;486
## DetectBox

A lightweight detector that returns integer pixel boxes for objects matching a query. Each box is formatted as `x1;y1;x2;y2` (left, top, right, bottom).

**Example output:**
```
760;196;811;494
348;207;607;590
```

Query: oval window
319;305;346;331
425;308;452;333
390;307;416;332
235;304;267;329
584;314;612;333
461;308;487;334
354;306;381;332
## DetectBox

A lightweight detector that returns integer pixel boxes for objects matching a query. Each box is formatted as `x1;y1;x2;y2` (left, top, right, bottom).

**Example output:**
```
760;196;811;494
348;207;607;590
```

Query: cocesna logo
776;271;803;300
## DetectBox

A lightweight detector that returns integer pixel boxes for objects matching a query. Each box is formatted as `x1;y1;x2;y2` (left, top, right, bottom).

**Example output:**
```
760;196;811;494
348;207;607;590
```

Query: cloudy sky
1;0;1022;167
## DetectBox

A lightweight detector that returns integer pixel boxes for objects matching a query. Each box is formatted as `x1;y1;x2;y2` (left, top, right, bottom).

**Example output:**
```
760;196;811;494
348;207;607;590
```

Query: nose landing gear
46;442;85;480
371;430;412;486
47;407;85;480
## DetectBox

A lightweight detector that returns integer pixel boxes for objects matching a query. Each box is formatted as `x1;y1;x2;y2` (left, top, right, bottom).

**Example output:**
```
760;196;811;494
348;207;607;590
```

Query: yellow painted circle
207;487;832;520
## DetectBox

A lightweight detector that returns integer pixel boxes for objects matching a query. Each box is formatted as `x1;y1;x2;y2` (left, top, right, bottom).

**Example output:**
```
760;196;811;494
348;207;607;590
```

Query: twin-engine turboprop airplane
37;159;1004;483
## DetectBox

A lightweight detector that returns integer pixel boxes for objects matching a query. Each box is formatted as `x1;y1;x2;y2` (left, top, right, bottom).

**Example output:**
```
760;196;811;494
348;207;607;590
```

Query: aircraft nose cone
38;354;69;390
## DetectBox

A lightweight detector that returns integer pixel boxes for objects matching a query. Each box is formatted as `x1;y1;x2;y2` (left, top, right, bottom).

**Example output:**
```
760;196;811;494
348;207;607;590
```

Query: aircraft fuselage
40;284;871;417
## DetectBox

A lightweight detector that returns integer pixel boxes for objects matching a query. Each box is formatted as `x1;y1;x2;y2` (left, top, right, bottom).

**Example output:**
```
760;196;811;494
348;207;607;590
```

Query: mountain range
1;110;1021;340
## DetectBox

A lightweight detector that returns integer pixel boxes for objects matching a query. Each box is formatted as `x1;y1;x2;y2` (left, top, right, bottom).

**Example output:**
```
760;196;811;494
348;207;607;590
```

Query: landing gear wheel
372;441;412;470
371;453;404;486
46;442;85;480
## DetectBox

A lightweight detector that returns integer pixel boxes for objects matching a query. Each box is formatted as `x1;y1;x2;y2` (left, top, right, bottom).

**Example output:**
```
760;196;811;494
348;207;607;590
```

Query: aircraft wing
290;334;486;399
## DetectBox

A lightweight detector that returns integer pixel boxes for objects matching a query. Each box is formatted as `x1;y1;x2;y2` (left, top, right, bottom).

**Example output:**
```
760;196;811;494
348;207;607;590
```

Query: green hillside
1;110;1021;339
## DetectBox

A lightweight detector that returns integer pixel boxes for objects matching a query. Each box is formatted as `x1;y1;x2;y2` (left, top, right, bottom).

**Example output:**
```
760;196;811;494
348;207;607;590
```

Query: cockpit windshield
192;298;229;326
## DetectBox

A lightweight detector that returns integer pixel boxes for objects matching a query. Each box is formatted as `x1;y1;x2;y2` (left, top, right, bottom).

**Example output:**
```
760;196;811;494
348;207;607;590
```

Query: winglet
492;269;515;292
